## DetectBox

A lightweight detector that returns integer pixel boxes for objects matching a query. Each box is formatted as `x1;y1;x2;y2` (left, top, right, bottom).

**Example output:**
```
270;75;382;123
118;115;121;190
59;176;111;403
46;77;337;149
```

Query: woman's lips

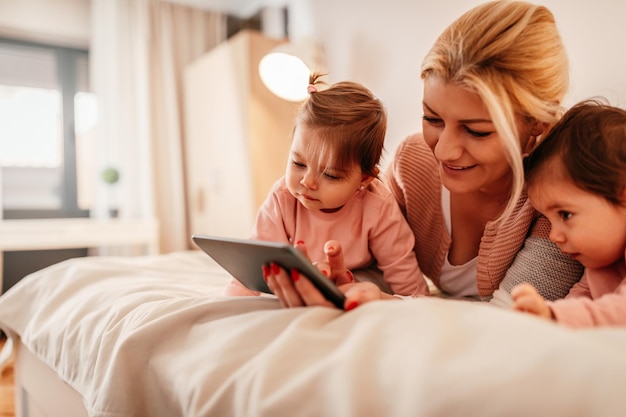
441;163;476;176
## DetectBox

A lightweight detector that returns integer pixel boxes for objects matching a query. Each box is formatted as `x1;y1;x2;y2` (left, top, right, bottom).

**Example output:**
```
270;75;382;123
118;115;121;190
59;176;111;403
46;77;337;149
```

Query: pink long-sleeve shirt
251;177;429;297
548;251;626;328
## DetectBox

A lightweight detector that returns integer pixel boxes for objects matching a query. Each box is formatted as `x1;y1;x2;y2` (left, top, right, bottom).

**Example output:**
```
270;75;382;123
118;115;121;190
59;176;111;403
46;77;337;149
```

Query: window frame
0;38;89;220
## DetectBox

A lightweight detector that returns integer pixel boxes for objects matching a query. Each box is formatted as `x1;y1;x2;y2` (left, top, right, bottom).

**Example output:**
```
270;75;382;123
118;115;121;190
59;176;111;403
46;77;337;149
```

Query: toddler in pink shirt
512;100;626;328
223;73;429;298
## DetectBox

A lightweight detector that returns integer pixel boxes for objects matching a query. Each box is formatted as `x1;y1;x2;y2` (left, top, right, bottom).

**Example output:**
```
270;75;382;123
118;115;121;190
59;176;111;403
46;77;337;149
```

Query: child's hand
511;283;554;321
322;240;355;286
269;240;390;311
294;240;355;286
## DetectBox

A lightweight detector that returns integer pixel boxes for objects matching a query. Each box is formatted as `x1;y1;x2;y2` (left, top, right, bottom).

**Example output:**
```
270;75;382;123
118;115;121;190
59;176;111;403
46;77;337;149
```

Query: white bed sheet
0;250;625;417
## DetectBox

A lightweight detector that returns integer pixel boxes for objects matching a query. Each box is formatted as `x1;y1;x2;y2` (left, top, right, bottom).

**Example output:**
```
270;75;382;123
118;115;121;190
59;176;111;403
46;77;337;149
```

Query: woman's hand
511;283;555;320
265;240;393;310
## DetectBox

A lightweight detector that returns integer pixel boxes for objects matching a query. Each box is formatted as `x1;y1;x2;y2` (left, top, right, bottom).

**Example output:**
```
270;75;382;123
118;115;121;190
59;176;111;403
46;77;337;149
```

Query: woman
266;0;584;310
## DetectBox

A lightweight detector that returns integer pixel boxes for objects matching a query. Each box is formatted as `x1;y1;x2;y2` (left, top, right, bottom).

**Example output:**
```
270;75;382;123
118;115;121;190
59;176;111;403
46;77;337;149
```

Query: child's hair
525;99;626;206
295;72;387;178
421;0;569;218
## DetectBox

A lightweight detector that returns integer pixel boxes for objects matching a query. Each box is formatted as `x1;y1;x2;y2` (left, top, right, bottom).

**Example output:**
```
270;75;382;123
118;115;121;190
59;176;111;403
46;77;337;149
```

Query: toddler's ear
360;175;375;189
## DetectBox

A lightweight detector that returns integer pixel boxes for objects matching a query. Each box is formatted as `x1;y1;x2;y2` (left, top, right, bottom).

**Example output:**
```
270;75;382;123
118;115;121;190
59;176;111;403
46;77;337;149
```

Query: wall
3;0;626;199
8;0;624;168
288;0;626;167
0;0;90;48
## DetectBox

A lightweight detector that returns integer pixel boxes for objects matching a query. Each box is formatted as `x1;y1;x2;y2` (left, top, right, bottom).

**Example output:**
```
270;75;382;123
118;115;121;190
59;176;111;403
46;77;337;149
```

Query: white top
438;187;479;298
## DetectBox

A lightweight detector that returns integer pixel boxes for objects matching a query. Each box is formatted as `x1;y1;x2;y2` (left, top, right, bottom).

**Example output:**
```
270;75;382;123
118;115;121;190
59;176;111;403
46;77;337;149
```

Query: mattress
0;250;625;416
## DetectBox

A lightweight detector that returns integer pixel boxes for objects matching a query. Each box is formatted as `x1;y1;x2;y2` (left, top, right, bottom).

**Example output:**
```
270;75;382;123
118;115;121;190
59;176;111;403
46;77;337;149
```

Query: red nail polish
271;262;280;275
327;245;335;252
262;264;270;281
321;269;329;277
296;240;305;245
290;268;299;282
345;301;359;311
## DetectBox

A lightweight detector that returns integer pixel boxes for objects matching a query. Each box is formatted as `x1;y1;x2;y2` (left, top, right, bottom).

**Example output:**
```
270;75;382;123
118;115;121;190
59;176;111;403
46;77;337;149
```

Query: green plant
101;167;120;185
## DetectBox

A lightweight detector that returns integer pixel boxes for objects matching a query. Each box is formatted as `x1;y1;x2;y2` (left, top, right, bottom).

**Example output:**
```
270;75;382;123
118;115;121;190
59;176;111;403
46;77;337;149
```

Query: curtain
90;0;227;253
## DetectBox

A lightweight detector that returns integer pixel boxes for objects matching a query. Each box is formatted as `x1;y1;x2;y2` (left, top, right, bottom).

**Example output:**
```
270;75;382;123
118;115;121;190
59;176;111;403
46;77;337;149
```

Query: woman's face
422;77;523;197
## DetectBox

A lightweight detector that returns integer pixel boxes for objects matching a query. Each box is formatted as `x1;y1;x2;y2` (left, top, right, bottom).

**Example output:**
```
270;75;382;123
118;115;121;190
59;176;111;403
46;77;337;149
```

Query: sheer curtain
90;0;227;253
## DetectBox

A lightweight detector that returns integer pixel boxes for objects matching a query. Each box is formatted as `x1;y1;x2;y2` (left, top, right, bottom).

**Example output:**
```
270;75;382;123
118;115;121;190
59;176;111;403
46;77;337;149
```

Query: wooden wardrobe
183;30;299;239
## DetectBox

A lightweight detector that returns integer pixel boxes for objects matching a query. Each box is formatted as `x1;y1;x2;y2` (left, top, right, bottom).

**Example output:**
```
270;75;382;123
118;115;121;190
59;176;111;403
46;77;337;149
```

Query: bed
0;250;625;417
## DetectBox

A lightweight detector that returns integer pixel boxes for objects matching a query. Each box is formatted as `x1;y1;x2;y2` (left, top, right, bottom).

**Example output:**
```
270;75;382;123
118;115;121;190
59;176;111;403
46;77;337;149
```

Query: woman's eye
465;127;492;138
558;211;573;221
422;115;443;125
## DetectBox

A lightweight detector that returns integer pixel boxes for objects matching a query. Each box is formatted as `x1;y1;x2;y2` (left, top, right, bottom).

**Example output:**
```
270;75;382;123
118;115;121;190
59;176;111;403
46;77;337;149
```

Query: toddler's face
285;125;368;212
528;170;626;269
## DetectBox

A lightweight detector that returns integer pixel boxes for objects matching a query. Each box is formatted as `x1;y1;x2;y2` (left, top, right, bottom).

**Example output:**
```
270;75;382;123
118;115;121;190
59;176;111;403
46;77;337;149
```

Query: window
0;39;94;219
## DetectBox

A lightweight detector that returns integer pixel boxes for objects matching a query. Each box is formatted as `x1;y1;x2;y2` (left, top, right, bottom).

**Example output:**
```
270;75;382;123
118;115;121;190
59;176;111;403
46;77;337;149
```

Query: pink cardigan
252;177;429;297
549;252;626;328
384;133;583;300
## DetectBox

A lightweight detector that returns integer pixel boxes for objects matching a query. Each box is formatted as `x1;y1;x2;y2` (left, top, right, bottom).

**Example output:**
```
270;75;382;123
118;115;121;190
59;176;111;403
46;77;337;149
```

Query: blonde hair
295;73;387;178
421;0;569;219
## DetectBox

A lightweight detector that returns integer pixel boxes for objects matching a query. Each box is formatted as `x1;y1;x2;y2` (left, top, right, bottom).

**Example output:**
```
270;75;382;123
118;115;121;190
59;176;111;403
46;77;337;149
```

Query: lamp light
258;38;324;102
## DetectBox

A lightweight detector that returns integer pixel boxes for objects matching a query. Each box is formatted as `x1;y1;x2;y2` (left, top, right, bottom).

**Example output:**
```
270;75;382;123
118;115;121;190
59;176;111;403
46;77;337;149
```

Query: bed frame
14;339;87;417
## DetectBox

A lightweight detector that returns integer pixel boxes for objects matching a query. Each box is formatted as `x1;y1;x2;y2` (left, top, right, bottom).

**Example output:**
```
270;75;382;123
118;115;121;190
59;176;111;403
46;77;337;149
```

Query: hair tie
307;84;317;94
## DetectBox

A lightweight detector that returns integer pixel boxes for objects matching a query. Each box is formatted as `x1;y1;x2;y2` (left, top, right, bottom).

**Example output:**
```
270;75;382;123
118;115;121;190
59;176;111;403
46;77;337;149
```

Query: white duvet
0;251;625;417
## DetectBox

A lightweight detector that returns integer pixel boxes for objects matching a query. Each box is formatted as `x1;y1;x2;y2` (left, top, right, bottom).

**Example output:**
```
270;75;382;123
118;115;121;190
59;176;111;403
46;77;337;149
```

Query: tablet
191;234;346;309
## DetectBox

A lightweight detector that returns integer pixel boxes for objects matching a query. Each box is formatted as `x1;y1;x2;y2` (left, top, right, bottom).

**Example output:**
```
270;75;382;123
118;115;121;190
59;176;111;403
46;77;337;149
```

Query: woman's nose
433;127;463;161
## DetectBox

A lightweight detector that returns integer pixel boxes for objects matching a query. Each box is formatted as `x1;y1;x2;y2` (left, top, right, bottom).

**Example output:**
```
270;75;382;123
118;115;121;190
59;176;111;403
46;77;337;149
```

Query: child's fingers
512;294;539;313
511;283;553;320
324;240;354;285
511;283;536;299
293;241;335;282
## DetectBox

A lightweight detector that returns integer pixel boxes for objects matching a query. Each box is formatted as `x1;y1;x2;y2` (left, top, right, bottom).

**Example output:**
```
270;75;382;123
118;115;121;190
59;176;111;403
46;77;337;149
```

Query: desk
0;217;160;293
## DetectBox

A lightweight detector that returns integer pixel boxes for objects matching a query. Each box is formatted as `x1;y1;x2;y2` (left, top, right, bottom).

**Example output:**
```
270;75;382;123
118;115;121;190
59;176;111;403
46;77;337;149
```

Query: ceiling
165;0;288;18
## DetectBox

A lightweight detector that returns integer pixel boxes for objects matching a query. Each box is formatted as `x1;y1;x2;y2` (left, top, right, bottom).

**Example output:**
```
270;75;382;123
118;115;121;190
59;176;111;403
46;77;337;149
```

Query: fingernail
345;301;359;311
262;264;270;281
321;269;329;277
271;262;280;275
296;240;304;245
326;245;335;252
290;268;299;282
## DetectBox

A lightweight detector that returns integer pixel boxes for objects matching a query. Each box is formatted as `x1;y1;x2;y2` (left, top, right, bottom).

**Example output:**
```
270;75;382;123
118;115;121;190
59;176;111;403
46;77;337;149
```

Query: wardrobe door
183;30;297;239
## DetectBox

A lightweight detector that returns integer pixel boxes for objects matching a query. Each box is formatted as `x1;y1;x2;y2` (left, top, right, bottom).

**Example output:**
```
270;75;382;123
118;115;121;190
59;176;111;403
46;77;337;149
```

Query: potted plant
101;166;120;218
